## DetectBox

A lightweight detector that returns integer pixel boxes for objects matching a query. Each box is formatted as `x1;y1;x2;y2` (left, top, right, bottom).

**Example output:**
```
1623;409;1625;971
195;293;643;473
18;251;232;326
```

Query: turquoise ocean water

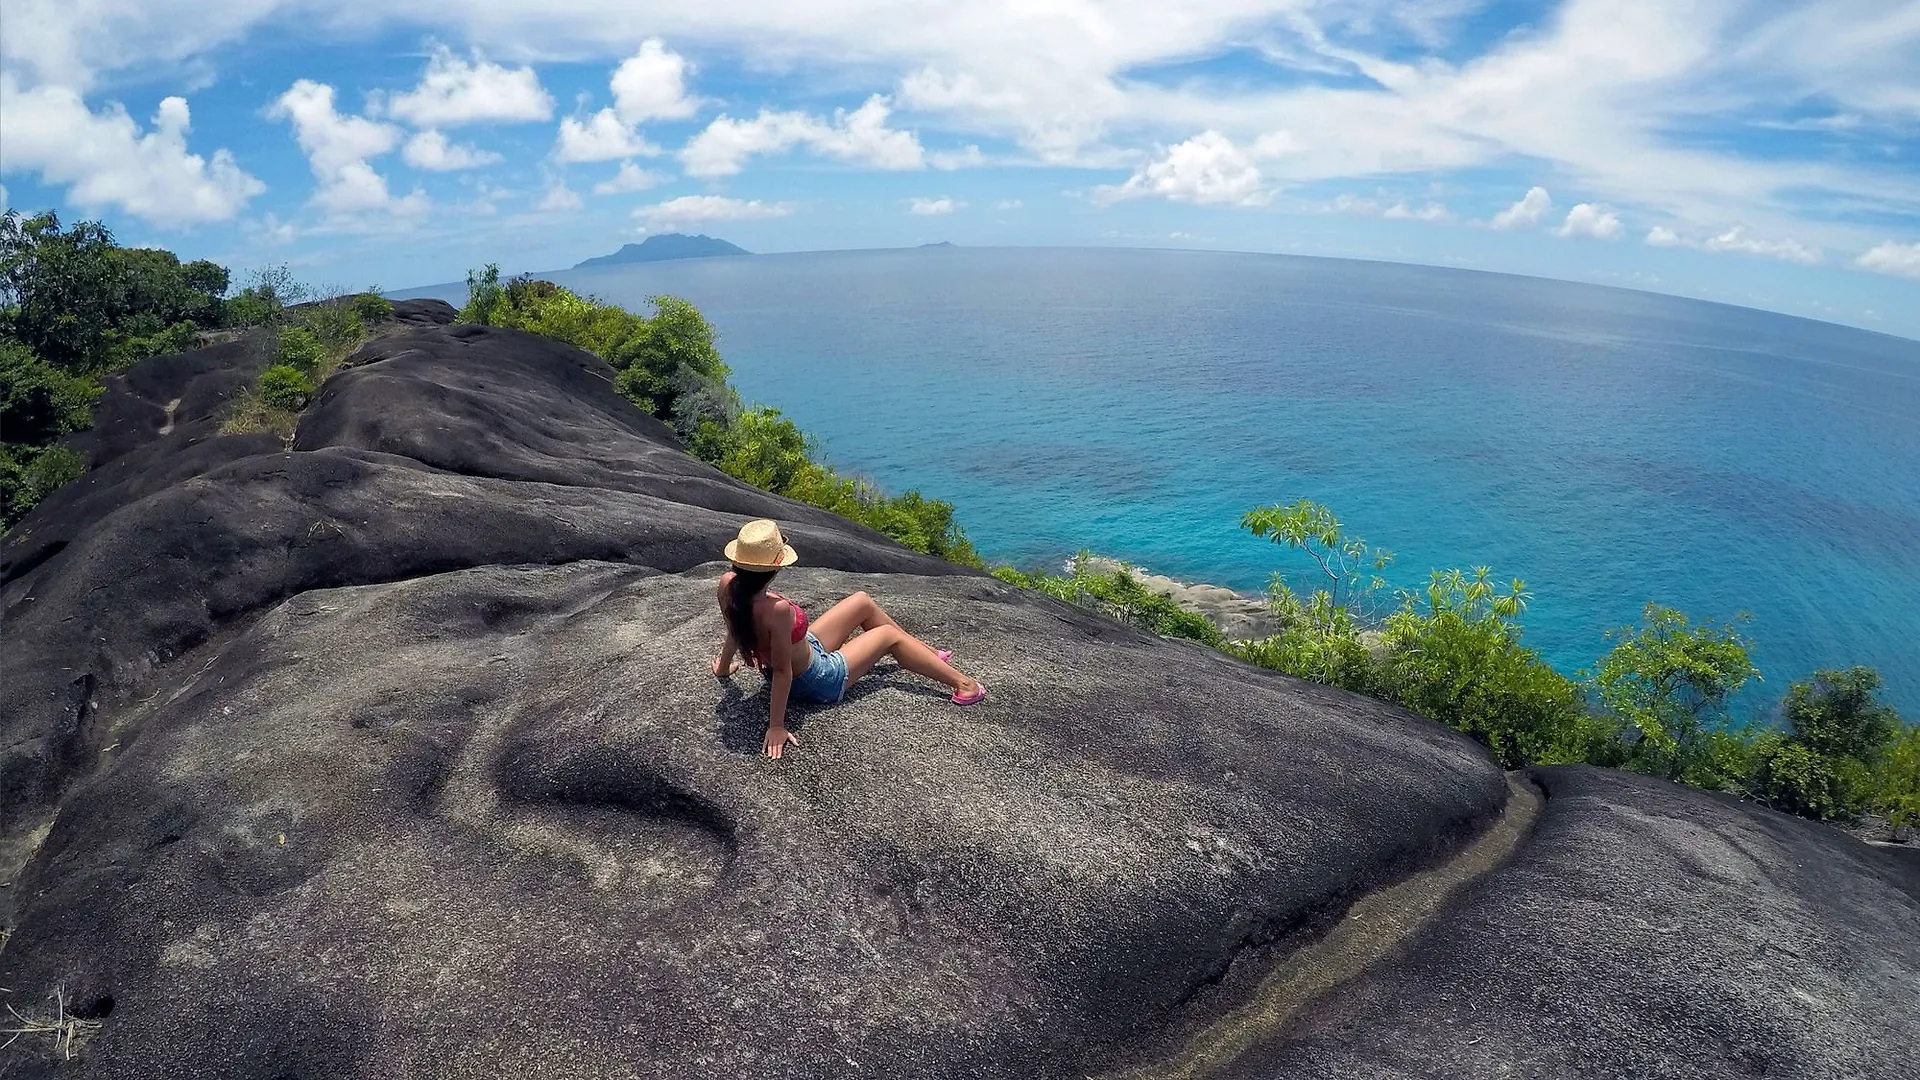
409;247;1920;716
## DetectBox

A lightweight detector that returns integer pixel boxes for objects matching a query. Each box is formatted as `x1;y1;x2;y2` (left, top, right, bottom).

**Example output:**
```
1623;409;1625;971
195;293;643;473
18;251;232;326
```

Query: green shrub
1752;739;1873;821
351;293;394;324
301;302;364;353
1229;584;1375;693
257;364;315;411
109;319;199;367
1595;604;1758;781
0;443;87;529
1;342;100;445
991;557;1223;646
277;327;325;375
1379;568;1609;767
1738;667;1906;822
458;263;506;325
1873;724;1920;832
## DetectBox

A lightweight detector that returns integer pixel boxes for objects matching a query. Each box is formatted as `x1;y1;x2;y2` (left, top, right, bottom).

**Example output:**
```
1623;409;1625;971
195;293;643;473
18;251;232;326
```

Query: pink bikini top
766;591;808;643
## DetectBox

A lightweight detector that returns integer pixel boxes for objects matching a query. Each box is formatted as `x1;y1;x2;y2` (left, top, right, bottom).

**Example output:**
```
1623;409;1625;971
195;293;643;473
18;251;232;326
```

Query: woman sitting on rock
713;519;987;758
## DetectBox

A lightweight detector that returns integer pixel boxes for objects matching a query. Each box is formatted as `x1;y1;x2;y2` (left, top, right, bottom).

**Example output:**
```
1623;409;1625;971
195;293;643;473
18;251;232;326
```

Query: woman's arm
763;599;799;758
713;627;740;677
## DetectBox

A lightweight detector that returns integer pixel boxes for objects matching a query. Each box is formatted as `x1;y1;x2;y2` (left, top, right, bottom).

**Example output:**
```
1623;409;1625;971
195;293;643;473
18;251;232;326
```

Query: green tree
1;342;100;445
1783;667;1899;760
0;211;127;372
1594;603;1758;781
1241;499;1394;616
1748;667;1904;821
0;444;86;528
610;295;731;424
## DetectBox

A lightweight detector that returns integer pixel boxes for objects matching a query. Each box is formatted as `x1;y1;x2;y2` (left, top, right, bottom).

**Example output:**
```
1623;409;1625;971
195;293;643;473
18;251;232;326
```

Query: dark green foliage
991;558;1224;646
1743;668;1906;821
352;293;394;324
0;212;227;375
1595;604;1759;781
608;295;731;423
1874;725;1920;832
1783;666;1899;760
1;342;99;446
277;327;325;375
257;364;316;411
0;211;125;372
0;443;86;529
1;211;236;528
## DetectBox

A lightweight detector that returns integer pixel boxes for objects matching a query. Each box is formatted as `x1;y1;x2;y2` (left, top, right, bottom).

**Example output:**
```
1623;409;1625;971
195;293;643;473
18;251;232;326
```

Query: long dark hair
724;566;779;666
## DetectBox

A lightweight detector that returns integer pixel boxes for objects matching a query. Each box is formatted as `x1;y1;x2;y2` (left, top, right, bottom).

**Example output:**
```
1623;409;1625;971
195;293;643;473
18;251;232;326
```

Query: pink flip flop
951;682;987;706
937;649;952;664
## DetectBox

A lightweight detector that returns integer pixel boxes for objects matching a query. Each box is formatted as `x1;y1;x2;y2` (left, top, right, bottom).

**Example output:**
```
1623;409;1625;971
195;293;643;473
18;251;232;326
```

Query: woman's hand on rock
764;725;797;759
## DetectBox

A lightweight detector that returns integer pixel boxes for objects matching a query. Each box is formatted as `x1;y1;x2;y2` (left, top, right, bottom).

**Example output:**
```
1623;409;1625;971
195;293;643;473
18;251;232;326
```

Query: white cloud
996;198;1024;209
246;213;299;245
380;46;552;128
554;108;659;163
1642;223;1824;263
1556;202;1622;240
1491;186;1552;230
592;161;667;195
909;196;961;215
10;0;1919;268
634;194;792;232
680;95;924;177
1094;130;1268;207
401;130;501;171
1855;240;1920;279
611;39;698;125
537;181;582;212
1700;226;1821;264
0;74;263;225
930;145;985;170
269;80;424;217
1333;193;1453;222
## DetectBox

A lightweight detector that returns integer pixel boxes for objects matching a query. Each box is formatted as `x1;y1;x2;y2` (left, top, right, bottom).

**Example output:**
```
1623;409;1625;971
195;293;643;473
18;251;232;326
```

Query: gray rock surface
2;312;1914;1078
0;316;1506;1078
1208;765;1920;1080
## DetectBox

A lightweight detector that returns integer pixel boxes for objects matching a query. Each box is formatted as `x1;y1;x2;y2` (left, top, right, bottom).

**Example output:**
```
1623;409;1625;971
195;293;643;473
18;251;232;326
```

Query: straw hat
724;519;799;569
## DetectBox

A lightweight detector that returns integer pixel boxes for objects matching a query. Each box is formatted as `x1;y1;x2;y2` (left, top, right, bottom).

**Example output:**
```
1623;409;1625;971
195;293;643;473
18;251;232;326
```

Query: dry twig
1;986;103;1060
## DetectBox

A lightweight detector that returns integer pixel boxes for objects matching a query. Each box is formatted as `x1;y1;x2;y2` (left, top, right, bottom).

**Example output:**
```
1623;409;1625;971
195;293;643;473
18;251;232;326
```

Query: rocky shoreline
1069;554;1282;641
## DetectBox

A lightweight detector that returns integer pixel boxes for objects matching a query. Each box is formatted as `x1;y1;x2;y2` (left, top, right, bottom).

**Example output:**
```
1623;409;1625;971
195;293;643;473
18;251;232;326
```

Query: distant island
573;233;750;269
919;241;956;248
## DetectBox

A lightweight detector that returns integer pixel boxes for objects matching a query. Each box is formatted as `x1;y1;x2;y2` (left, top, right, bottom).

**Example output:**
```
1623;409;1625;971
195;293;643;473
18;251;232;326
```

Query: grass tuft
2;986;104;1060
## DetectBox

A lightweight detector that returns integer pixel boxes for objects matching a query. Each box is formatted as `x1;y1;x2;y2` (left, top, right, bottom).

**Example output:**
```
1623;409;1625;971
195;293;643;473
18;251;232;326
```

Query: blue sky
2;1;1917;337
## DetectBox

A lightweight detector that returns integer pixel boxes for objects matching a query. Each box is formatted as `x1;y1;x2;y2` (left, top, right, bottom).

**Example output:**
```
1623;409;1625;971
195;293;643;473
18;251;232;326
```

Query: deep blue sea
408;247;1920;717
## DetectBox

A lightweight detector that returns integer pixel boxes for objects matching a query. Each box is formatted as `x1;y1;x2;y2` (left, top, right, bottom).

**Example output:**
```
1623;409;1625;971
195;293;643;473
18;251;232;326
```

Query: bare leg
839;625;980;697
810;591;898;651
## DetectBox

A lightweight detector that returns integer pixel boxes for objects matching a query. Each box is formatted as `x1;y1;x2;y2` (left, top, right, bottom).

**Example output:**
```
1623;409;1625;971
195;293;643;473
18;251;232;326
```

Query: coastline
1069;554;1280;641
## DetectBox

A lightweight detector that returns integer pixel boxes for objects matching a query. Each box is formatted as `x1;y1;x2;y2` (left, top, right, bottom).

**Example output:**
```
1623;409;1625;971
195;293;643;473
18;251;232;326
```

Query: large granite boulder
1;314;1912;1078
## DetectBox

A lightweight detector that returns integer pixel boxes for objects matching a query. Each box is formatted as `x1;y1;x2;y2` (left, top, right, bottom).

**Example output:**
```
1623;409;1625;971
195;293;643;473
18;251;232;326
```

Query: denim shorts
789;631;849;704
